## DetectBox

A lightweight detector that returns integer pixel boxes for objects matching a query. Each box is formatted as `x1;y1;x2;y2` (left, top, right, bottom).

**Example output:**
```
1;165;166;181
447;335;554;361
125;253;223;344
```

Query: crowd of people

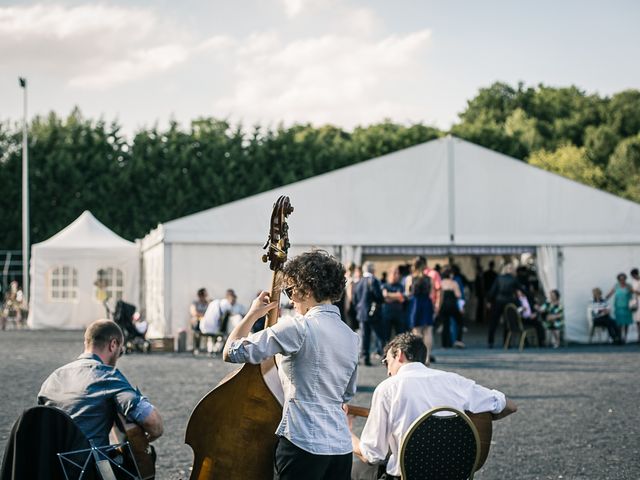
337;258;640;353
338;256;542;359
589;269;640;344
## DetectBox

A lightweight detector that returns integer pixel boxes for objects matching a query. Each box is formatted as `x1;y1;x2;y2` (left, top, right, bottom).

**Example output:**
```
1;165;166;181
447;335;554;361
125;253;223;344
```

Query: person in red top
423;259;442;314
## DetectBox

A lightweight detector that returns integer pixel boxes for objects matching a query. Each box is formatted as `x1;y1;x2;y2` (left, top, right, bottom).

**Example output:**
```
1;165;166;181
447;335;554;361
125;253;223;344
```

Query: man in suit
353;262;385;366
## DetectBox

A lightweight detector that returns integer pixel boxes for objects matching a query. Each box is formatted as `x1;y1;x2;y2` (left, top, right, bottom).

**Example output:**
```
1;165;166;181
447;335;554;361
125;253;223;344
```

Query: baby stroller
114;300;151;353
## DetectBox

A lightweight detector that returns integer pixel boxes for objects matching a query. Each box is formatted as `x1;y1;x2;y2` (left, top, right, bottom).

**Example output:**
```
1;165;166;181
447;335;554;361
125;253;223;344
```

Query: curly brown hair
282;250;346;303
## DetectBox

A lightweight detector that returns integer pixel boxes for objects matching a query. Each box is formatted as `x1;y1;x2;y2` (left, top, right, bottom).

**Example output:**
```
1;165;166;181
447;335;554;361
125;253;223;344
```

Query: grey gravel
1;329;639;479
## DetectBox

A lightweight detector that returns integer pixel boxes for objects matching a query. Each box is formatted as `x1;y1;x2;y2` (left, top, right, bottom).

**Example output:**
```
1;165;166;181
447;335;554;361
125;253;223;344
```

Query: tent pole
447;135;455;246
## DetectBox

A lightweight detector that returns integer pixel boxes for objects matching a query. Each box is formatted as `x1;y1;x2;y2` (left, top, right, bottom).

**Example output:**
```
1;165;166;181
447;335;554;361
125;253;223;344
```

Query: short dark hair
197;288;207;297
282;250;346;303
384;332;427;364
84;319;123;349
551;289;561;299
630;268;638;276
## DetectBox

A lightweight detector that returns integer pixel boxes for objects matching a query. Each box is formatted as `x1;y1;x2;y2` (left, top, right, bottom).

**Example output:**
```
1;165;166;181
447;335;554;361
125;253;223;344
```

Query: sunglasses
381;356;388;366
283;285;295;300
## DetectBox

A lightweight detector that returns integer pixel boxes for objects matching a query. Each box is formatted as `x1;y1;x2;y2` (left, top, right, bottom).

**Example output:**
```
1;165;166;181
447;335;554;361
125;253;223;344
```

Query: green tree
528;144;605;188
584;124;620;167
607;90;640;138
606;134;640;202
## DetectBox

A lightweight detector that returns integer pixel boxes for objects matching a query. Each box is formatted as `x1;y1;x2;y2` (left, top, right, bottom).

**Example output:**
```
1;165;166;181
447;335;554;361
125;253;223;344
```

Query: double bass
185;195;293;480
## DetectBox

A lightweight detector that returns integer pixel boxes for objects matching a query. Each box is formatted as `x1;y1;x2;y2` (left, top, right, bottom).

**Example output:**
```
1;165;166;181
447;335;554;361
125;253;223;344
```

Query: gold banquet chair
503;303;538;352
399;407;481;480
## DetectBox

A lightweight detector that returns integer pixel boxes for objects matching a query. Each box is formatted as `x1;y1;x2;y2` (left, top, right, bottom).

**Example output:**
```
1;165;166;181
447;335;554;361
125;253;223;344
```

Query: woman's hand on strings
248;291;278;319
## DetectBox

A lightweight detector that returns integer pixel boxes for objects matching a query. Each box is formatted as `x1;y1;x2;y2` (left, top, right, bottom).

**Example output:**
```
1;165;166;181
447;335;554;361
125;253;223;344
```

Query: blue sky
1;0;638;136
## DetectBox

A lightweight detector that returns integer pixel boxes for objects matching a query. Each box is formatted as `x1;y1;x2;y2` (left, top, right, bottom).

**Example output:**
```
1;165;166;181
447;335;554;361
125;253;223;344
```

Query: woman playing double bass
223;251;360;480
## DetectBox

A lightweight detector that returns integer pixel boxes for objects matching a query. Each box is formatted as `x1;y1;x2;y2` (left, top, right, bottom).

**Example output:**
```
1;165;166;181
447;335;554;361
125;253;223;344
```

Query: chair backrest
399;406;480;480
1;406;94;480
503;303;522;333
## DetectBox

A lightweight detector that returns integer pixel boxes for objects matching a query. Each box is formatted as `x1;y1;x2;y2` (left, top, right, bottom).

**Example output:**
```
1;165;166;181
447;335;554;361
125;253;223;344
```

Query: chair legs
503;331;511;350
519;331;527;352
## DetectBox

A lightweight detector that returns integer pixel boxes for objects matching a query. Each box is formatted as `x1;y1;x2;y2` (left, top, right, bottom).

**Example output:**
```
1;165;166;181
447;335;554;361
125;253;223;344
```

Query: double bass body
185;361;282;480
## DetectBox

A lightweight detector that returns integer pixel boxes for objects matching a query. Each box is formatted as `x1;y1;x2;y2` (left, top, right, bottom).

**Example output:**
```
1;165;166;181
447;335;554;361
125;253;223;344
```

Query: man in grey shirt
38;319;163;447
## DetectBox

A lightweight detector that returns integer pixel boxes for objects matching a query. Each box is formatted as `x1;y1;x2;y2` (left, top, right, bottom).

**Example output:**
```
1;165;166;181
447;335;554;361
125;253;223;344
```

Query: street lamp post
19;77;29;304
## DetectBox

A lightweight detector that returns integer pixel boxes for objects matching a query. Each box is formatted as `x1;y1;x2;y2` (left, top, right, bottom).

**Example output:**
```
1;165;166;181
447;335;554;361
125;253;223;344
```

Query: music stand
58;441;142;480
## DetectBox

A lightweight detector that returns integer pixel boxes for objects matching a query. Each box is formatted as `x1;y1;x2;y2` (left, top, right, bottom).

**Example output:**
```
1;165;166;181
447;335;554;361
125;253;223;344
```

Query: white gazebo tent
140;136;640;342
28;211;140;330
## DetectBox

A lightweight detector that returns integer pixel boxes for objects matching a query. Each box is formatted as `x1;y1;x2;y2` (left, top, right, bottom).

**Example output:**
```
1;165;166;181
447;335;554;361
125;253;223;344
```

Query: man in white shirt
350;333;517;480
221;289;248;332
199;298;231;335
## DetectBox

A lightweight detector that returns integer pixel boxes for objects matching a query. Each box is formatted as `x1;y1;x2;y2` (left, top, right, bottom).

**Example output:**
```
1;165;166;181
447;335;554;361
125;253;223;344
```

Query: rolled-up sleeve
466;383;506;415
227;316;306;364
128;397;154;423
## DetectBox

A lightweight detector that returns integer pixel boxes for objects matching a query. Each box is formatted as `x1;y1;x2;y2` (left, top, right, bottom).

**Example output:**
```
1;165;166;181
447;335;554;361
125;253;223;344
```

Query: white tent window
49;266;78;302
95;267;125;302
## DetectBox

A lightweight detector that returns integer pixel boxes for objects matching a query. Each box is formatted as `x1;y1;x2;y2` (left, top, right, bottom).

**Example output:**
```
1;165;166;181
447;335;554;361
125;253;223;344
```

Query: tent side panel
167;244;336;337
562;245;640;343
28;248;138;330
142;242;166;338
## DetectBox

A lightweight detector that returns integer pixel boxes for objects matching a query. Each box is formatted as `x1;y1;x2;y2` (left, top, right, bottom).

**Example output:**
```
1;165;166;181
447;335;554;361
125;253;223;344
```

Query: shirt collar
396;361;428;376
305;304;340;316
78;352;104;363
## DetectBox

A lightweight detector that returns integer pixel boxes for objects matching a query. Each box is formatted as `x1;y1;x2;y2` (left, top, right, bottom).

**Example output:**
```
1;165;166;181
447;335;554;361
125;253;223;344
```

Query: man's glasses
381;356;388;366
283;285;295;300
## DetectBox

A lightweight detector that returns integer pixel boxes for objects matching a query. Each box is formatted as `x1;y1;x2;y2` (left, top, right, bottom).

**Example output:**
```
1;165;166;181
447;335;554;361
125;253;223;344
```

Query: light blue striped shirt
228;304;360;454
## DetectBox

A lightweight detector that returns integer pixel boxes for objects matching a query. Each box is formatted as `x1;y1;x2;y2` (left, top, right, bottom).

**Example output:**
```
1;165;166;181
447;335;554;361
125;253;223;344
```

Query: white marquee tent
140;136;640;342
28;211;140;330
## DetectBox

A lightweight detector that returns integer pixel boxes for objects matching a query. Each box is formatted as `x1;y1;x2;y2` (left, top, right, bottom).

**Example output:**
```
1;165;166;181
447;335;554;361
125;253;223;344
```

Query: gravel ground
1;329;639;479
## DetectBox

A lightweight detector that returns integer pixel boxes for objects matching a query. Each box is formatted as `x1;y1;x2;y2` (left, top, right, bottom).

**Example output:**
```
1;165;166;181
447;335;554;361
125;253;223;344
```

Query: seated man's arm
492;398;517;420
350;388;390;465
139;407;163;442
465;379;517;421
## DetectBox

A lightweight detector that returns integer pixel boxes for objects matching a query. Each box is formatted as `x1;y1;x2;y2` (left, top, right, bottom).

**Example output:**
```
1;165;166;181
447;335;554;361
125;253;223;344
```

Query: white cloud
68;44;190;89
278;0;330;18
0;2;435;129
0;4;230;90
215;29;432;128
0;4;155;39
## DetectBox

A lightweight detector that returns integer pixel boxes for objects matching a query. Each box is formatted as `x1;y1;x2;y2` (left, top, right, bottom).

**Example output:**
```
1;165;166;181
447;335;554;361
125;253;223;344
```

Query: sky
1;0;639;136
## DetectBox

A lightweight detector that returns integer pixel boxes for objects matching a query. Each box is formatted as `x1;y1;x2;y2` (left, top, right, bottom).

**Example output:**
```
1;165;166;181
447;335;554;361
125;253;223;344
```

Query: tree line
0;82;639;249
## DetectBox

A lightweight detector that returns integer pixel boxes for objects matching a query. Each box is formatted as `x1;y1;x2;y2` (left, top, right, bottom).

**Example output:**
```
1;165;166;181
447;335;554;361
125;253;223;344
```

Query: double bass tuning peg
262;254;269;263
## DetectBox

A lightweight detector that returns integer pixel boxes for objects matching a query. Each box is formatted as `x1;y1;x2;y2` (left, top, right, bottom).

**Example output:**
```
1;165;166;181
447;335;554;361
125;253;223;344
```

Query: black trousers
488;300;510;347
522;317;546;346
593;314;621;341
274;436;352;480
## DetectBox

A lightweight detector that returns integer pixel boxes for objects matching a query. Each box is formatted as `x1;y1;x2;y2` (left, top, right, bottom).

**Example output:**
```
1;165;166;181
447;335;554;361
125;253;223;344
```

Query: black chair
503;303;538;351
1;406;96;480
399;406;481;480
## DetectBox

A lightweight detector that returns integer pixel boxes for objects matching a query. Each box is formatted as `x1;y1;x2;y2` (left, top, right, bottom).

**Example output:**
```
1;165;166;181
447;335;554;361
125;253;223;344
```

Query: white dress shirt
199;299;232;334
359;362;506;476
